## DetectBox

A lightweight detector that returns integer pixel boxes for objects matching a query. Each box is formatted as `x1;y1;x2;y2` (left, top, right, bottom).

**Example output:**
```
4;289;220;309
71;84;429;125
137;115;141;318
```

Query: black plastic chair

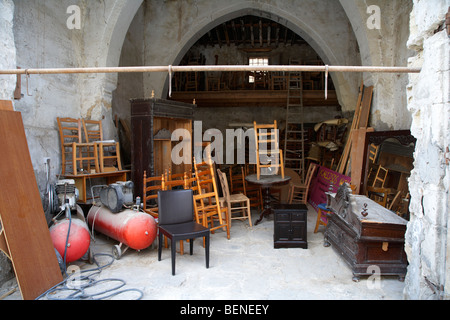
157;189;210;275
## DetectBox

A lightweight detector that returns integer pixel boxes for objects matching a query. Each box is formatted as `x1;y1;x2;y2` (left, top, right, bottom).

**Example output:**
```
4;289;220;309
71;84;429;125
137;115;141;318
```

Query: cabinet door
291;221;306;241
276;222;292;241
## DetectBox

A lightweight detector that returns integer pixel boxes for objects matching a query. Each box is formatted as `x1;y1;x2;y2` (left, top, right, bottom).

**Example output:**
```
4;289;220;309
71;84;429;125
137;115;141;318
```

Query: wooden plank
0;109;63;300
336;82;364;174
350;127;374;194
0;100;13;111
358;86;373;128
170;90;338;107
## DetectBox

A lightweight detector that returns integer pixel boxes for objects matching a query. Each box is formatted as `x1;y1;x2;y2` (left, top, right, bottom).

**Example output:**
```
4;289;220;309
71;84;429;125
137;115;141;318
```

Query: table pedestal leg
255;187;272;225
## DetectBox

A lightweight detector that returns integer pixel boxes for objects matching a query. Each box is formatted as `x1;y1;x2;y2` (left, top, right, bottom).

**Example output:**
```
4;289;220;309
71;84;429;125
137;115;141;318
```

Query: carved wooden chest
324;184;408;282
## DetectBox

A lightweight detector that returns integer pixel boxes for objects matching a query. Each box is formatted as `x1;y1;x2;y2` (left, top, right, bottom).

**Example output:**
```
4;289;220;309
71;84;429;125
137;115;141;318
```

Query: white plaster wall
340;0;414;130
13;0;84;190
11;0;142;190
0;0;16;100
404;0;450;300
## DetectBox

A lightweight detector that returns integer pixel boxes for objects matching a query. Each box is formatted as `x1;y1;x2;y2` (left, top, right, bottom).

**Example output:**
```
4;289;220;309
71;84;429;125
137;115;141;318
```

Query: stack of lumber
336;82;374;181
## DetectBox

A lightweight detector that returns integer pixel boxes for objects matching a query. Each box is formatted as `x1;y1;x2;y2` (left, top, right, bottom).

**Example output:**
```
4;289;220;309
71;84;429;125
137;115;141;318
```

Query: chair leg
115;142;122;170
158;231;163;261
246;199;252;227
190;238;194;255
72;143;78;175
171;239;176;276
205;235;210;269
314;208;323;233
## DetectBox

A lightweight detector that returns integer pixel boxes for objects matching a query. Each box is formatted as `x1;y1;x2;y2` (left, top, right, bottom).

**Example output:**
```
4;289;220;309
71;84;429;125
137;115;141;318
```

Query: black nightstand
273;203;308;249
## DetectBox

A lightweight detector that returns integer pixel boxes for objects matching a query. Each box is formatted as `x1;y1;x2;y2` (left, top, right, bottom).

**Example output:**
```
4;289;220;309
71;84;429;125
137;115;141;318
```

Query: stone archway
136;0;362;113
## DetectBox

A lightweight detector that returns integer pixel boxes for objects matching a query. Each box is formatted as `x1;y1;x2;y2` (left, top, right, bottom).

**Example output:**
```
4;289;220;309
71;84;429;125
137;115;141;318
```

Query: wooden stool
314;203;332;233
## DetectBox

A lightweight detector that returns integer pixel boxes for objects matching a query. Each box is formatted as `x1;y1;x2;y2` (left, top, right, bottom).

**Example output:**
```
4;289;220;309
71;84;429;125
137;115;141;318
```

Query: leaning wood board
0;109;63;300
357;86;373;129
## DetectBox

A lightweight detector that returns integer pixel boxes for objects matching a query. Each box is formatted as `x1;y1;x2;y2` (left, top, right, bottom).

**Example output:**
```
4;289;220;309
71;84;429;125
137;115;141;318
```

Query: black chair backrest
157;189;194;225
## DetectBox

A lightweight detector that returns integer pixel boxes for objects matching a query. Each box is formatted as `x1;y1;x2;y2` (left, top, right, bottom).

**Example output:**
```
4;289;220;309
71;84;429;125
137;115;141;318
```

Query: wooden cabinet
324;184;408;281
273;203;308;248
130;98;195;198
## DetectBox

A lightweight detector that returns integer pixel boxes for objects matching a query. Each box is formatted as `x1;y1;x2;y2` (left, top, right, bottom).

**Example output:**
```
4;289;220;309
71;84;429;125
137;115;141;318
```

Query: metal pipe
0;65;421;75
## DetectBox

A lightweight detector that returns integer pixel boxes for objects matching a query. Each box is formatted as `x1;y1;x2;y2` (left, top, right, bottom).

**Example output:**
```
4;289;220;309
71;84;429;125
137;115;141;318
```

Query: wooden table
62;170;130;203
245;174;291;225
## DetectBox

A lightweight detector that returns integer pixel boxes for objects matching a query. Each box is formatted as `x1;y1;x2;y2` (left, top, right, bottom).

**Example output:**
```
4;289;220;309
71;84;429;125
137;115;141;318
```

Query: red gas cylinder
87;206;157;251
50;218;91;263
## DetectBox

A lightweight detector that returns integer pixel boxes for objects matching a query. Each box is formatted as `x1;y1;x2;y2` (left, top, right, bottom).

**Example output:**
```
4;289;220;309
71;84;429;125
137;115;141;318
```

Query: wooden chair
193;157;230;240
314;203;332;233
82;119;122;173
288;163;318;204
372;165;389;188
57;117;99;175
229;165;246;194
162;170;187;191
253;121;285;180
366;186;390;207
389;190;404;213
142;171;163;218
242;165;263;210
193;156;214;194
217;169;252;228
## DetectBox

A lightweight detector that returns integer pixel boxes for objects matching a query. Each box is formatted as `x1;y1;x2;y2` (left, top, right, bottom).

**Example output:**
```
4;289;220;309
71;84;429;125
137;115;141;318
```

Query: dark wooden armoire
130;98;195;198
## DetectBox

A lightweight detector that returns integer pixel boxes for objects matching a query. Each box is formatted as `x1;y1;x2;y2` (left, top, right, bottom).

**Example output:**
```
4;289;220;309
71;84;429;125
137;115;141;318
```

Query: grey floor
2;205;406;300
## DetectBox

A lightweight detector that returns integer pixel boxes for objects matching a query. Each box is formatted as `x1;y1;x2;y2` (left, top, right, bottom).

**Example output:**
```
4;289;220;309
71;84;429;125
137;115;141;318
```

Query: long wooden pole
0;65;421;75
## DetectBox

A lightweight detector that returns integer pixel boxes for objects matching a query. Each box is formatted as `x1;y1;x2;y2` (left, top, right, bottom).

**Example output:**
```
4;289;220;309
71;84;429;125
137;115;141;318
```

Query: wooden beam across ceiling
195;15;307;48
170;90;339;108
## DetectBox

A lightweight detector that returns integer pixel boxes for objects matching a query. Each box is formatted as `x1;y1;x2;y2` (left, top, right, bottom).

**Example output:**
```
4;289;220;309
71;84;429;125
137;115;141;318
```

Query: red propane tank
50;218;91;263
87;206;157;251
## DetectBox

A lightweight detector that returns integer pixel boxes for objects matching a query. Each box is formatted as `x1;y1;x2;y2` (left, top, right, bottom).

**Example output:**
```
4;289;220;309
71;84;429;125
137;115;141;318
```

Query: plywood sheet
358;86;374;129
0;109;63;300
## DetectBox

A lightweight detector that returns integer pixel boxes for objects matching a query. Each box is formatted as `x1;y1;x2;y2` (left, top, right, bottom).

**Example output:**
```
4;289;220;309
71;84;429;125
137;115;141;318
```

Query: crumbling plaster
0;0;16;287
404;0;450;300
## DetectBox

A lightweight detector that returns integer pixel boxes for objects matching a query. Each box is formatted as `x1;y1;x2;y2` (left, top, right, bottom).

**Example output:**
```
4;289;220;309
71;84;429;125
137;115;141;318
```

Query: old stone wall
1;0;448;298
404;0;450;300
0;0;16;287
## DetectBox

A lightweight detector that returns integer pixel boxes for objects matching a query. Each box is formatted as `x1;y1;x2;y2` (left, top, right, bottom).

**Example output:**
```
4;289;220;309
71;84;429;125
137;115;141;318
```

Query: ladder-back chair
288;163;318;204
217;169;252;228
253;121;285;180
193;157;230;240
142;171;163;218
57;117;99;175
82;119;122;173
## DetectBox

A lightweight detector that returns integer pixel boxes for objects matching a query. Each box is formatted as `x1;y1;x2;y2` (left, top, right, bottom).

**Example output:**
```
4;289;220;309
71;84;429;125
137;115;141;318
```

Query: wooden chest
324;184;408;281
273;203;308;249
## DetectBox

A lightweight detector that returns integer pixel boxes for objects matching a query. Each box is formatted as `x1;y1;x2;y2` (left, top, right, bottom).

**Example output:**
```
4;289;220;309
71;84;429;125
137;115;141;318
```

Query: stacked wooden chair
57;117;122;175
57;117;99;175
253;121;285;180
82;119;122;173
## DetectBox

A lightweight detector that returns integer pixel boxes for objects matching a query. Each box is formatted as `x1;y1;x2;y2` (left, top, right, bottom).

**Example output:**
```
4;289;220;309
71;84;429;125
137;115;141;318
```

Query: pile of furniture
57;117;129;203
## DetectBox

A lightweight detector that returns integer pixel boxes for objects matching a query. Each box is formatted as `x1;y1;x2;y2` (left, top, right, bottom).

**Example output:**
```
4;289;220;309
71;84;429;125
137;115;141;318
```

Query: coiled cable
35;253;144;300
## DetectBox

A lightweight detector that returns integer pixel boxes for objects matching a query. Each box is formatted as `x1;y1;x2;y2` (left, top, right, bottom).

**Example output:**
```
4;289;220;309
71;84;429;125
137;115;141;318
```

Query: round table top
245;174;291;187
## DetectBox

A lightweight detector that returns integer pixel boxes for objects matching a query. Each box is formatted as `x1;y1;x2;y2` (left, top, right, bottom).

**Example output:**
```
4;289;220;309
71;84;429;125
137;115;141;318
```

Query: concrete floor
1;205;406;300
